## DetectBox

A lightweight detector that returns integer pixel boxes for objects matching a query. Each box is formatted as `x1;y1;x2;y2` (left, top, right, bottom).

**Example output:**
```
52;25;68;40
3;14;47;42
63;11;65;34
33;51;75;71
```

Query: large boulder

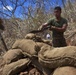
12;39;40;57
38;46;76;68
2;58;30;75
53;66;76;75
3;49;24;64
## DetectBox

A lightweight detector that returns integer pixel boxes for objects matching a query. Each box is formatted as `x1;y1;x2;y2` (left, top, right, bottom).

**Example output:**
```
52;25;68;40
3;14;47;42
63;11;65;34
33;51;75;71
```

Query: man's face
54;9;61;17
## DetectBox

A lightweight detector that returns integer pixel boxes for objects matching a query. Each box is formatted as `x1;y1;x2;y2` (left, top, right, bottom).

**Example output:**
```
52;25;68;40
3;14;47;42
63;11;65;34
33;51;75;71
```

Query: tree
0;0;26;18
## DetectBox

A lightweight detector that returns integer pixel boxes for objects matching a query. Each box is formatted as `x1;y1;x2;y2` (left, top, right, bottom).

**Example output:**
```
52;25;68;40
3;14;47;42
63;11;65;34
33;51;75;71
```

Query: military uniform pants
52;37;67;47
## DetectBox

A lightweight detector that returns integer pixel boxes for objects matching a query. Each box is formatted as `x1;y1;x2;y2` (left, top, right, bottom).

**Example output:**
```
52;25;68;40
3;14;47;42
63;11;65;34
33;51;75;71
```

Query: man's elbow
61;28;66;32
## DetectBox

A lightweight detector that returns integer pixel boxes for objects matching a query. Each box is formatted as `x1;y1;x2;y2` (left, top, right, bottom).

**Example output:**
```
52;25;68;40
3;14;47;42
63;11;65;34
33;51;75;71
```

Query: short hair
54;6;61;11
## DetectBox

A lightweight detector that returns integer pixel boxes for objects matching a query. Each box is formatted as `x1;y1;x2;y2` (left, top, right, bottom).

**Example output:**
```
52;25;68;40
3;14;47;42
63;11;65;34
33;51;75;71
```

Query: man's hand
50;24;68;32
38;23;48;30
51;26;56;29
49;26;53;31
38;25;43;30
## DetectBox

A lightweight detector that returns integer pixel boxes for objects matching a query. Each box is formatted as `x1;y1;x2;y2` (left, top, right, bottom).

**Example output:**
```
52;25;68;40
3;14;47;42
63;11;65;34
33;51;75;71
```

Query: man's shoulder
47;17;55;24
48;17;55;21
61;17;67;22
61;17;68;25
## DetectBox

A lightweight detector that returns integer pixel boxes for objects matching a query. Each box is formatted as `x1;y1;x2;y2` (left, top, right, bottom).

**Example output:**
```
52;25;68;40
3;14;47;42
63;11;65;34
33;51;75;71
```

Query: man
41;6;68;47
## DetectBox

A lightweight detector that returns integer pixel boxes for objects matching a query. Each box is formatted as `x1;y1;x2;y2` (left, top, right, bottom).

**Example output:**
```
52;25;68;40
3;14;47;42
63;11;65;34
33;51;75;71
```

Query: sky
0;0;66;18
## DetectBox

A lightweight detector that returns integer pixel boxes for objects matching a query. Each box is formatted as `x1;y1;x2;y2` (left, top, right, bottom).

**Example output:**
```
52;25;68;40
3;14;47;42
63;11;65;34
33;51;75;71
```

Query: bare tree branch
0;0;12;12
0;11;11;17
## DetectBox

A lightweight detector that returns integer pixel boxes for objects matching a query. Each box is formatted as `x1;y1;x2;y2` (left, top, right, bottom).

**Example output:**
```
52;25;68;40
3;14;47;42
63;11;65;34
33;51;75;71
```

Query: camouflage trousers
52;37;67;47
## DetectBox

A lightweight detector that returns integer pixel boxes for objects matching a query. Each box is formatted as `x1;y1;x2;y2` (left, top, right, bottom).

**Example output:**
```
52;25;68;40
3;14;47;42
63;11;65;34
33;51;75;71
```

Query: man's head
54;6;62;18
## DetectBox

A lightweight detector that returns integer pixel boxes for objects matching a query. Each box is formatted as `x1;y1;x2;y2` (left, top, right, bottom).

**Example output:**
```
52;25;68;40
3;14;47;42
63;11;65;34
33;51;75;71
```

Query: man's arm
42;23;49;27
51;23;68;32
38;23;49;30
39;18;53;30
